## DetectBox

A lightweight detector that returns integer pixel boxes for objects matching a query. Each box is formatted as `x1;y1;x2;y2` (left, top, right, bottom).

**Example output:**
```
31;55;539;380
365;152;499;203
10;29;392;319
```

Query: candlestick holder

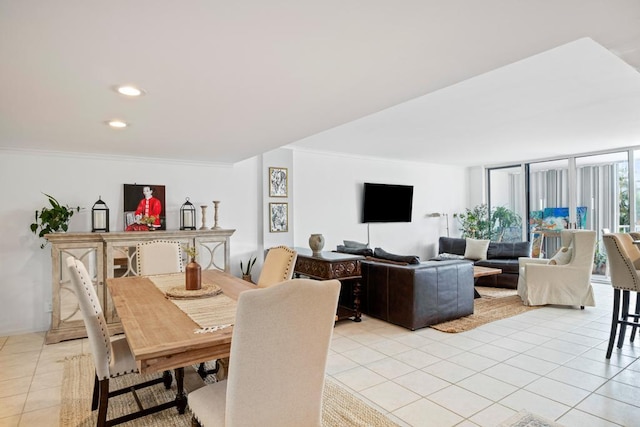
199;205;208;230
211;200;222;230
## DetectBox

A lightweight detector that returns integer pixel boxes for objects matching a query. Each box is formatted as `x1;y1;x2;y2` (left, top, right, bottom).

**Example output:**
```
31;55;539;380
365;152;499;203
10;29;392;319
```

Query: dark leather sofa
436;237;532;289
359;259;474;330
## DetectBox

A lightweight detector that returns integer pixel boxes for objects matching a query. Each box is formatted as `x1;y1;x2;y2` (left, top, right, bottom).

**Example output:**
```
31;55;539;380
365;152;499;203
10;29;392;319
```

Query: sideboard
44;229;235;344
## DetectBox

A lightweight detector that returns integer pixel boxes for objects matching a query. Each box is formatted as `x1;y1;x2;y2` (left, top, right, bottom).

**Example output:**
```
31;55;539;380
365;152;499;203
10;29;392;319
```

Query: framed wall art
123;184;166;231
269;167;288;197
269;202;288;232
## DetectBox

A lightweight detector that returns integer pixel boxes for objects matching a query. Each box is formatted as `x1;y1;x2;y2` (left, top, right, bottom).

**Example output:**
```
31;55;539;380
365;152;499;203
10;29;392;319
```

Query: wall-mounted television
362;183;413;223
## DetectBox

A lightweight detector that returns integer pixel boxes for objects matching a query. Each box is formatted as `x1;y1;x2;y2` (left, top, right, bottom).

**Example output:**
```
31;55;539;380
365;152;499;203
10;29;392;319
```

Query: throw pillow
548;246;572;265
343;240;370;249
464;238;490;261
373;248;420;265
435;252;465;260
335;245;374;257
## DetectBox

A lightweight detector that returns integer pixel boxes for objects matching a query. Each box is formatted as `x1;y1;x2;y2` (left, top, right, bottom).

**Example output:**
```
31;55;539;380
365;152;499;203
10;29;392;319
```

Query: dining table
106;269;254;414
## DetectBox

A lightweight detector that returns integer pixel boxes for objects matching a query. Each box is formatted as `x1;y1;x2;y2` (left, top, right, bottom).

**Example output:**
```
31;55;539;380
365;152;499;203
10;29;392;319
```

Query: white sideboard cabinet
45;229;235;344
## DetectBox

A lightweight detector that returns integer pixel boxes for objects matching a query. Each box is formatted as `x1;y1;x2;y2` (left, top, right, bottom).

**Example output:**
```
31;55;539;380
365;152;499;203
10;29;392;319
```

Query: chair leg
91;372;99;410
191;415;202;427
618;290;630;349
197;360;220;380
631;293;640;343
607;289;621;359
97;378;110;427
162;370;173;389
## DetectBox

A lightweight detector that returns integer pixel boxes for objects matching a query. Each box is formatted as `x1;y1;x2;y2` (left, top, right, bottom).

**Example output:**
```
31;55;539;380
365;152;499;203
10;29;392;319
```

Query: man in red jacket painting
126;186;162;230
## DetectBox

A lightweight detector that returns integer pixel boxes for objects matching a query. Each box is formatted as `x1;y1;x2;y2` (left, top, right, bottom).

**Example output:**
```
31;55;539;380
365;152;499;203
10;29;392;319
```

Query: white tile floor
1;282;639;426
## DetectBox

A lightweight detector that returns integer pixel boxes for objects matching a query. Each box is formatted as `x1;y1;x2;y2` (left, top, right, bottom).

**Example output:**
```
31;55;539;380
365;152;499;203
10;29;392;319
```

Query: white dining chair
189;278;340;427
66;257;172;427
256;245;297;288
136;239;184;276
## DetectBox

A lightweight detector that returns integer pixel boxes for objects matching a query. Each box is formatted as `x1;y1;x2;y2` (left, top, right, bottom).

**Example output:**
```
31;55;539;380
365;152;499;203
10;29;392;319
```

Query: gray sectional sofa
435;237;532;289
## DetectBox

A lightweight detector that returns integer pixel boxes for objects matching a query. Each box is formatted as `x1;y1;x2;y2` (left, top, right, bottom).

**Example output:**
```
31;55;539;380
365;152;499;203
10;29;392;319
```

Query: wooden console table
293;248;363;322
44;229;235;343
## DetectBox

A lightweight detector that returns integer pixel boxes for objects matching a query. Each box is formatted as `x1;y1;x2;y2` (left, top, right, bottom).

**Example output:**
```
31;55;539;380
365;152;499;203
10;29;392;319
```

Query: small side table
293;248;363;322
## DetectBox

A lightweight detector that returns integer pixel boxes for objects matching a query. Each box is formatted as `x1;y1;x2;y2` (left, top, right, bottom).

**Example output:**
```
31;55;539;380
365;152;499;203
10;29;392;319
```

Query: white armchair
517;230;596;308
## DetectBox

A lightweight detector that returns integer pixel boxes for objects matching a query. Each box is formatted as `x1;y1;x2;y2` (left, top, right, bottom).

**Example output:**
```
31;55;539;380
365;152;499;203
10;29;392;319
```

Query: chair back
256;245;297;288
136;240;184;276
560;230;596;267
66;257;112;379
225;278;340;427
603;233;640;292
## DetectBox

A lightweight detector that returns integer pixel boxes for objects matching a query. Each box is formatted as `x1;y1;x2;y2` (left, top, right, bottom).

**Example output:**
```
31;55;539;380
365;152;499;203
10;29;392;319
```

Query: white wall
0;148;469;336
292;151;468;260
0;150;261;336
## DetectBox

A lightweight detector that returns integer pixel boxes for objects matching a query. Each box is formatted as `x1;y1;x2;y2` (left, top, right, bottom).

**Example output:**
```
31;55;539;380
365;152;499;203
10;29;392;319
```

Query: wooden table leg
353;280;362;322
175;367;187;414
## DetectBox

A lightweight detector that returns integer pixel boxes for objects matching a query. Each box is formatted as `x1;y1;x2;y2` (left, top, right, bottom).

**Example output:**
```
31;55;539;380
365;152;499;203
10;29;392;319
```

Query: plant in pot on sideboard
30;193;81;248
240;256;256;283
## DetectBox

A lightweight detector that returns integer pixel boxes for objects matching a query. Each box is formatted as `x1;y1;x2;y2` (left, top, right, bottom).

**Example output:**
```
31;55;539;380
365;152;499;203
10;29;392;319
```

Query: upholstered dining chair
517;229;596;308
136;239;184;276
189;278;340;427
602;233;640;359
256;245;297;288
66;257;171;427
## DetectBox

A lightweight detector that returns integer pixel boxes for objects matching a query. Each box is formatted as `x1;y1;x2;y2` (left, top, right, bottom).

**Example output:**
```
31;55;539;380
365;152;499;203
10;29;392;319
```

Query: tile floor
1;281;639;426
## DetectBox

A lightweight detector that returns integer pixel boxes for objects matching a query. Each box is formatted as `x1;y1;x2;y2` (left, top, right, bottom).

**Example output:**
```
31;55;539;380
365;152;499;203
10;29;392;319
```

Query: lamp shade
180;197;196;230
91;196;109;232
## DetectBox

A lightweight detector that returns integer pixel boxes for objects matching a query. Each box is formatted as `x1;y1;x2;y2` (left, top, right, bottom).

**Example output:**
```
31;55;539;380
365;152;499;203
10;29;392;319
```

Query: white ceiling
1;1;640;167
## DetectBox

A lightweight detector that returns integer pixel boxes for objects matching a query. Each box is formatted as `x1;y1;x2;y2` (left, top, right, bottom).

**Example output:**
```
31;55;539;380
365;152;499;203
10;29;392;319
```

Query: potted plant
454;204;521;242
240;256;257;283
30;193;81;248
454;204;491;240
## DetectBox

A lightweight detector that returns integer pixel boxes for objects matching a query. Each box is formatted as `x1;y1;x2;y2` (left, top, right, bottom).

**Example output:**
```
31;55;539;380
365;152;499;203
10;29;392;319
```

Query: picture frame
123;184;166;231
269;202;288;232
269;167;288;197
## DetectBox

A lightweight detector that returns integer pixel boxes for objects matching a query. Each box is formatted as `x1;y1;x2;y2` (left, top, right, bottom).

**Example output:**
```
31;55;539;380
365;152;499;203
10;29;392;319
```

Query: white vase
309;234;325;254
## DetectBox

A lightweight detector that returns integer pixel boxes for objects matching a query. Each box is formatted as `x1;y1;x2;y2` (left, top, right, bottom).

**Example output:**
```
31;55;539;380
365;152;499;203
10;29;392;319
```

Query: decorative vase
242;274;253;284
309;234;325;254
185;258;202;290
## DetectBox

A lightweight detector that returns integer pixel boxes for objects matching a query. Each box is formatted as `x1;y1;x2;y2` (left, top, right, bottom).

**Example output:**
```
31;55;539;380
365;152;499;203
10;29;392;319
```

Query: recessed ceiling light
107;120;128;128
115;85;145;97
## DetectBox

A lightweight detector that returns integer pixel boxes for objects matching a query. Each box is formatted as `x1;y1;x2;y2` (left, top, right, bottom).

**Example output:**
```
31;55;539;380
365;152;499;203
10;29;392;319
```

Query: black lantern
180;197;196;230
91;196;109;232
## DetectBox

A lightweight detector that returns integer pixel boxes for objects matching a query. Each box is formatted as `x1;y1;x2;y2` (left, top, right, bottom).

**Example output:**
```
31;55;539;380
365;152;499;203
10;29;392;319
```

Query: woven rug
430;287;540;333
60;354;399;426
498;410;565;427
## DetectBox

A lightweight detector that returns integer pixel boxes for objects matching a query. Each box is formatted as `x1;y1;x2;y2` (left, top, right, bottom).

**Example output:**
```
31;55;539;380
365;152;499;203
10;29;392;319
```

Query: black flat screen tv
362;183;413;223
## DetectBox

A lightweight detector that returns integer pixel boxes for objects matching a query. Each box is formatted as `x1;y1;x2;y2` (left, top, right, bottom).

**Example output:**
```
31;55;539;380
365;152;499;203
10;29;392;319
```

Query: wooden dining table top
107;269;254;374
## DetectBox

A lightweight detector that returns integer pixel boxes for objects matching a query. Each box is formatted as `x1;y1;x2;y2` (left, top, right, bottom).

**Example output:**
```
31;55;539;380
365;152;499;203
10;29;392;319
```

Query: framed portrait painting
123;184;166;231
269;202;288;232
269;167;288;197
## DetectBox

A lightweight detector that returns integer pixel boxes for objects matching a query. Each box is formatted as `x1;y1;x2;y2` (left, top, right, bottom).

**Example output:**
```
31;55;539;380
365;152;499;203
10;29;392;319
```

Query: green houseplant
30;193;81;248
454;204;522;242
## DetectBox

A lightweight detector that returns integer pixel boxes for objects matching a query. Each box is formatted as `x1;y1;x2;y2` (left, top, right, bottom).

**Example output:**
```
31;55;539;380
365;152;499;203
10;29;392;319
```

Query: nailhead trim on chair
271;245;297;281
136;239;185;276
72;261;112;380
603;235;640;291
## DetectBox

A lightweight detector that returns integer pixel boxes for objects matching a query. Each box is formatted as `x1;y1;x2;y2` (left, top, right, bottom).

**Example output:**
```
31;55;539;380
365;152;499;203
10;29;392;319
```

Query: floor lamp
427;213;449;237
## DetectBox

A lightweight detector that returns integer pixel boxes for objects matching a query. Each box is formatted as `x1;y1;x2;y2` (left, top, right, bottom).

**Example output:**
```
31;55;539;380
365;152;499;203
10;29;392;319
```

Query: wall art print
123;184;166;231
269;202;288;232
269;167;288;197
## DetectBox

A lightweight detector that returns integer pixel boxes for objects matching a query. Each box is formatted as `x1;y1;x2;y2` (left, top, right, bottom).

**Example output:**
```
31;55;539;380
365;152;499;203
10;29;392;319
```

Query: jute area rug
430;287;540;333
61;354;399;427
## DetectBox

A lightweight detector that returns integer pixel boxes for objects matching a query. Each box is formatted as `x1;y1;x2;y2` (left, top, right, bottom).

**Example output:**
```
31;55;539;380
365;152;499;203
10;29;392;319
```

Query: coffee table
473;266;502;298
